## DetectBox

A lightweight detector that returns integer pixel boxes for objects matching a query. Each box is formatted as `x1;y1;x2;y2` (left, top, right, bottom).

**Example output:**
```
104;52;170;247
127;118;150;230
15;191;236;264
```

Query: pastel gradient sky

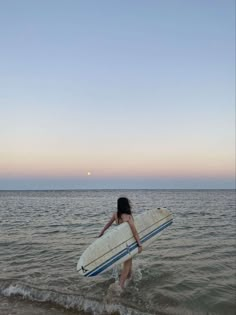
0;0;235;189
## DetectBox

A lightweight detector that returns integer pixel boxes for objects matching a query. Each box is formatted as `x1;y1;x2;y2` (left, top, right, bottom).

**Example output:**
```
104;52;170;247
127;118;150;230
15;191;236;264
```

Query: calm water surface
0;190;235;315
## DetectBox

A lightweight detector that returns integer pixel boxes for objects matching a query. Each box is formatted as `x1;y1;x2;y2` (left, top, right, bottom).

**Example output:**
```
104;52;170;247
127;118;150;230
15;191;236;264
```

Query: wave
0;280;154;315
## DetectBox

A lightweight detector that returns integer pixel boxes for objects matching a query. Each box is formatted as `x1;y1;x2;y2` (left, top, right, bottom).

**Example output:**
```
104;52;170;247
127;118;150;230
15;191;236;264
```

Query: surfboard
77;207;173;277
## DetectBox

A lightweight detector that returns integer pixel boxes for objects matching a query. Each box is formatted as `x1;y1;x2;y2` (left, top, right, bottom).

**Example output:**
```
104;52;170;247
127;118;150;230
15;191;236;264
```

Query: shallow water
0;190;235;315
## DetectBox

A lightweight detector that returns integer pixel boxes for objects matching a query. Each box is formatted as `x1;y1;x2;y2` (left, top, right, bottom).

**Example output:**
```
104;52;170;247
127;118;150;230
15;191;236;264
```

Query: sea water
0;190;235;315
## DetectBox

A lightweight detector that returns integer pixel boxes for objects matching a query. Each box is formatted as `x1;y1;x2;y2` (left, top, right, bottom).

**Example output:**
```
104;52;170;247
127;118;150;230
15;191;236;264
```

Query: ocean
0;189;235;315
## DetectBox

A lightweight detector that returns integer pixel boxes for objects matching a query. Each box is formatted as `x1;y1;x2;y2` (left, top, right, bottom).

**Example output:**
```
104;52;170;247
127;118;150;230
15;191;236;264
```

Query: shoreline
0;296;83;315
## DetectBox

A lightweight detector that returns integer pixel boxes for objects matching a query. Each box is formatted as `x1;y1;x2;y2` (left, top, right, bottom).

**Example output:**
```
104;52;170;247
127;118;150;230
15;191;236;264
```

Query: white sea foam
0;281;153;315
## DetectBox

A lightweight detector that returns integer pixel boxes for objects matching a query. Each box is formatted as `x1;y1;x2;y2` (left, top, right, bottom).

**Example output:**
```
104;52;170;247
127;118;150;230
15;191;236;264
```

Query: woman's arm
98;213;116;237
127;218;142;253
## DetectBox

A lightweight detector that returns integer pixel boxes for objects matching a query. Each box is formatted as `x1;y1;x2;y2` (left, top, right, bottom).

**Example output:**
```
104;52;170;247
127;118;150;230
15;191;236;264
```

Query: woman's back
115;212;133;225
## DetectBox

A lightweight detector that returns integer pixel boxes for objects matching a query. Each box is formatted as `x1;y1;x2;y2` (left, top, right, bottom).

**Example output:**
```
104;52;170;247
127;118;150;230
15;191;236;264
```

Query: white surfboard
77;208;173;277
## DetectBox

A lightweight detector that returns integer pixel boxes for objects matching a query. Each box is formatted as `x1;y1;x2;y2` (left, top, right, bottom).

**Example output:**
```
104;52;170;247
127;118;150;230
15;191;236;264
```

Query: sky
0;0;235;190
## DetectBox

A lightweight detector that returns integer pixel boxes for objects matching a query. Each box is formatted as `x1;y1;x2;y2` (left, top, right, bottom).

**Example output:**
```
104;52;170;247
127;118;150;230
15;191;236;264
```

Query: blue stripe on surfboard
84;218;173;277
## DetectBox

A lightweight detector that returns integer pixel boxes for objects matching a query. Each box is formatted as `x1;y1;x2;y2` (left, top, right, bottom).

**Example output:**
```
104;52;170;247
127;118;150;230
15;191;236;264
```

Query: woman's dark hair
117;197;132;219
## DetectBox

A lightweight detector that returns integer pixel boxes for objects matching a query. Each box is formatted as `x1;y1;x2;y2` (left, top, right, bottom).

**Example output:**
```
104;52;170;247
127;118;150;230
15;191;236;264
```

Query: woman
99;197;142;289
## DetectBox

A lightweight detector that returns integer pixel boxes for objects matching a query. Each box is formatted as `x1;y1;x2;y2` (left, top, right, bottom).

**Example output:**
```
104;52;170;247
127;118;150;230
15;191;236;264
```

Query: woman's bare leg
127;259;132;279
119;259;132;289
